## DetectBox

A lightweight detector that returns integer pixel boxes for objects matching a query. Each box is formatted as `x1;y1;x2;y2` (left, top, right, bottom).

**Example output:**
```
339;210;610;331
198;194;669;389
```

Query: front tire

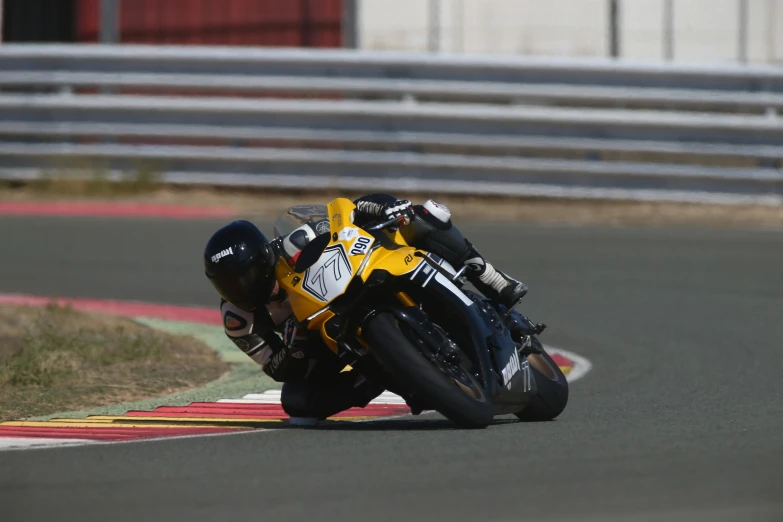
364;312;494;429
515;338;569;422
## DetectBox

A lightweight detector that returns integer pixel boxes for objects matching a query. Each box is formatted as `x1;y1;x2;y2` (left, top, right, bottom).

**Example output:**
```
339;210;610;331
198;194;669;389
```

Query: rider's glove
382;200;415;227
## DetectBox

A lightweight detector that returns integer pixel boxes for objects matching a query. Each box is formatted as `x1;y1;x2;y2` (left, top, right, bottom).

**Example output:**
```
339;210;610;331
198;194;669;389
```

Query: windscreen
272;204;329;238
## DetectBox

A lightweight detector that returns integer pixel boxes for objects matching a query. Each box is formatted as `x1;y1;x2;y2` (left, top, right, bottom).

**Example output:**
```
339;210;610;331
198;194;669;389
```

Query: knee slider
281;381;316;417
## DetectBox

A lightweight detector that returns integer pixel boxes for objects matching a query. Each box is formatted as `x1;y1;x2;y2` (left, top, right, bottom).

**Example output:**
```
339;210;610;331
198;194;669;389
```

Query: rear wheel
364;312;493;429
515;337;569;422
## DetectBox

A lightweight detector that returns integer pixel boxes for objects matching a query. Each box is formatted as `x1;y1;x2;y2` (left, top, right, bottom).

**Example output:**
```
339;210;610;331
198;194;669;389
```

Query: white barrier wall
358;0;783;64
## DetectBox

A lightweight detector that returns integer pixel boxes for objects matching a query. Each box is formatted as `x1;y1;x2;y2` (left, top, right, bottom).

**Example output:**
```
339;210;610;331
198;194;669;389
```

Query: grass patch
0;302;231;421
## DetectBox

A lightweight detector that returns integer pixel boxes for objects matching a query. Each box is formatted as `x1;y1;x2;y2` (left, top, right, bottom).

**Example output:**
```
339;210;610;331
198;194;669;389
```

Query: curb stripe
0;294;220;325
548;347;592;383
3;420;249;429
0;426;243;440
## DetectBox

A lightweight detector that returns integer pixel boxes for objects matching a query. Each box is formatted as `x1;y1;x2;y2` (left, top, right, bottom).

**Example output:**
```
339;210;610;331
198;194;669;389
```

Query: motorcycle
272;198;569;429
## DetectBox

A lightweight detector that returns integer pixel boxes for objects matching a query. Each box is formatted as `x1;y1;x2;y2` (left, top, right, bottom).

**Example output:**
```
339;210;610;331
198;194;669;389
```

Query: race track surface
1;215;782;522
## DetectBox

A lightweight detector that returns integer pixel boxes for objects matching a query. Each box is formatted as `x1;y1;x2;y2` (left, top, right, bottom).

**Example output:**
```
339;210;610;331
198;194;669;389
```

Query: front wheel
364;312;494;429
515;337;569;422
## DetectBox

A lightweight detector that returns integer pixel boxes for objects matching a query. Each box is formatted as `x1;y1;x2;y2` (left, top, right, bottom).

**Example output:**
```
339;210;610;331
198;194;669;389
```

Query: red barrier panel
76;0;343;47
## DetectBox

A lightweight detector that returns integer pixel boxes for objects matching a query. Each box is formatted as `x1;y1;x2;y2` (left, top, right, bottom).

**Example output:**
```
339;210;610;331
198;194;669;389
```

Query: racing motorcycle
272;198;568;429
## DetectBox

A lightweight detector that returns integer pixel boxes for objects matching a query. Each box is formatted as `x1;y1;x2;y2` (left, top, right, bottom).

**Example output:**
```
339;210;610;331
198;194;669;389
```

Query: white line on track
217;389;408;405
0;437;98;451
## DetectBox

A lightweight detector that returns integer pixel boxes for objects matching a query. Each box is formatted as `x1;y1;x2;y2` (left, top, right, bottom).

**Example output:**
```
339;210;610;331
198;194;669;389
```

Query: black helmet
204;220;278;311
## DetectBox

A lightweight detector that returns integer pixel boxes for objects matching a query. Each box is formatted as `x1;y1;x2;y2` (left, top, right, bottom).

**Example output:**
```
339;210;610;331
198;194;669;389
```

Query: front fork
495;304;547;355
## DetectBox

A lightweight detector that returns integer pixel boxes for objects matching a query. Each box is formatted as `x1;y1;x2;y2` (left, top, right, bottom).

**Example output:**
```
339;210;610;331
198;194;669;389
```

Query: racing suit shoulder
220;299;304;382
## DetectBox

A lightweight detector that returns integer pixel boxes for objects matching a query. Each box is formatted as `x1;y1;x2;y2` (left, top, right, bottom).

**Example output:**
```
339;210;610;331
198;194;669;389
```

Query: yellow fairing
357;245;421;281
276;197;425;329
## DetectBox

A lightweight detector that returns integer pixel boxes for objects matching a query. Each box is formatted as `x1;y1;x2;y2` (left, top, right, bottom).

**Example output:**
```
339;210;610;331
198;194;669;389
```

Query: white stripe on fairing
422;267;437;287
0;438;98;451
438;259;458;276
434;272;474;306
306;306;331;321
408;260;426;280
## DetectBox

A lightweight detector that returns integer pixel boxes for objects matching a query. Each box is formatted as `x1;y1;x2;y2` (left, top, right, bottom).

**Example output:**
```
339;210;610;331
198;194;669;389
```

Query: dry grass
1;177;782;229
0;303;230;421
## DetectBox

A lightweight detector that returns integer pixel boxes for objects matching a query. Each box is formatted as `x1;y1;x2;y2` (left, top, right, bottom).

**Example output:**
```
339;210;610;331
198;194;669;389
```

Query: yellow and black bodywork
275;197;431;353
271;197;569;427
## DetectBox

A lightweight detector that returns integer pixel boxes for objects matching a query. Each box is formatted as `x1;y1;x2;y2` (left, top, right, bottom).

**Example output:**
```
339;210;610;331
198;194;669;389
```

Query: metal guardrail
1;72;782;113
2;122;781;161
2;45;782;90
0;44;781;205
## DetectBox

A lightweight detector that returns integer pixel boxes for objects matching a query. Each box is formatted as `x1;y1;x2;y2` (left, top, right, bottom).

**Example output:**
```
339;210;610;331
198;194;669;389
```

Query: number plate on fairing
349;236;373;256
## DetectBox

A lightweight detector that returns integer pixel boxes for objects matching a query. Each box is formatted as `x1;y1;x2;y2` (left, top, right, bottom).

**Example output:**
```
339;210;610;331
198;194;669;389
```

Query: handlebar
366;216;402;231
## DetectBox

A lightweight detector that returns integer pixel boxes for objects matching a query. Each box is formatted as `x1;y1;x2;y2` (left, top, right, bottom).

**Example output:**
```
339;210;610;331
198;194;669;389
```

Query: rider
203;194;527;424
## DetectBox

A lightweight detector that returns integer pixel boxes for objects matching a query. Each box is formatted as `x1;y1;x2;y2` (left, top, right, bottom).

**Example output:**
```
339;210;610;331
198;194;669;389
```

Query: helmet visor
209;258;275;311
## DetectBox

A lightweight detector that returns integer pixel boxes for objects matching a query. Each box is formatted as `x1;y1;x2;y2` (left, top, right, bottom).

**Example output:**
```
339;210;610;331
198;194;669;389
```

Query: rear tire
515;338;569;422
364;312;494;429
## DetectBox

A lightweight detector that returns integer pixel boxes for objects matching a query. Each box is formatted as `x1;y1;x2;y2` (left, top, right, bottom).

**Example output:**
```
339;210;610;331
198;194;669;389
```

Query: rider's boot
462;247;528;310
401;199;528;309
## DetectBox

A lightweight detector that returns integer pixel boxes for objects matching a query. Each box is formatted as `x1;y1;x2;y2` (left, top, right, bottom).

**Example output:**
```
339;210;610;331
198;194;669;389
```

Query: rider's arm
220;300;307;382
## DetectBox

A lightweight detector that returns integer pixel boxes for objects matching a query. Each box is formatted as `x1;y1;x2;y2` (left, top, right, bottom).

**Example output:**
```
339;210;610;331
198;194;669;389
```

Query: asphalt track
1;215;782;522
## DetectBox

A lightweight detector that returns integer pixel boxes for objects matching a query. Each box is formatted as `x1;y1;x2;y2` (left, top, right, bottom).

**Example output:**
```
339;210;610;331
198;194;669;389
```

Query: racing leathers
219;194;527;421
